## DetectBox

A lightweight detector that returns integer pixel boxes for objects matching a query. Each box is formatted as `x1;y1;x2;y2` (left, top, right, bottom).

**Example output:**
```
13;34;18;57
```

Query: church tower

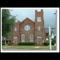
35;9;46;45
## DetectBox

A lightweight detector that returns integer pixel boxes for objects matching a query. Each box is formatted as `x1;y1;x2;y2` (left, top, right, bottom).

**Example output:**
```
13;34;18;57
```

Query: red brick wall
9;21;20;45
20;18;35;42
35;10;46;45
9;10;46;45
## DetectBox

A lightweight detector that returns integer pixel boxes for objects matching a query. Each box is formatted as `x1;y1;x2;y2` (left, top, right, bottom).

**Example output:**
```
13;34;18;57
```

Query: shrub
2;43;5;45
18;42;35;46
8;42;11;45
51;37;56;45
44;40;49;46
44;36;56;46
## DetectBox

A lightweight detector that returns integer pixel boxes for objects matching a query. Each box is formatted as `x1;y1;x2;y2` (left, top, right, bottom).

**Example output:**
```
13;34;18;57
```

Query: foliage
2;9;16;37
18;42;35;46
44;36;56;46
2;39;11;45
44;40;49;46
51;36;56;45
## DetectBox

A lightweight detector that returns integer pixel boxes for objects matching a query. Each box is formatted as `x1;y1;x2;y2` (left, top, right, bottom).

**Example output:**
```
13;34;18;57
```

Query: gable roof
21;17;34;23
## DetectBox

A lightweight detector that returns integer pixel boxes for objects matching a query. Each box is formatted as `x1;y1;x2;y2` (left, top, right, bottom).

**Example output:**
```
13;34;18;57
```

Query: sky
10;9;56;28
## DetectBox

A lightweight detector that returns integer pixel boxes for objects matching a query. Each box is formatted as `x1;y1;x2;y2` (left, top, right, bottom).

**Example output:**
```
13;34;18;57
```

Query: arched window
37;17;41;22
30;34;34;42
38;26;41;31
14;27;17;31
13;36;18;44
21;34;25;42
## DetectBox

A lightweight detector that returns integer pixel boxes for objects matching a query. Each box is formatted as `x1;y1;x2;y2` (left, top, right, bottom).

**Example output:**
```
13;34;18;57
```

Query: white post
49;26;52;50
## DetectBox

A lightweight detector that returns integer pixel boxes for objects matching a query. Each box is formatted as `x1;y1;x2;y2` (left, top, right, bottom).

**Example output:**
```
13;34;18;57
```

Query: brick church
9;9;48;46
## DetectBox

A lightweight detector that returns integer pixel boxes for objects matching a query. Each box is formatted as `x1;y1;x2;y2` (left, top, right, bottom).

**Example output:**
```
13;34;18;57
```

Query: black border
0;7;59;53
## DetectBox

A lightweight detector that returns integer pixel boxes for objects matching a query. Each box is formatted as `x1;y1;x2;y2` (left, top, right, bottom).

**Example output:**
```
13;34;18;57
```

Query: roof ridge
21;17;34;23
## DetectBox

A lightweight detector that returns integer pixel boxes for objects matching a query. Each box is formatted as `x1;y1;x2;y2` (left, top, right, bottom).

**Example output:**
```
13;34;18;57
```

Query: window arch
38;26;41;31
13;36;18;44
30;34;34;42
21;34;25;42
14;27;17;31
37;17;41;22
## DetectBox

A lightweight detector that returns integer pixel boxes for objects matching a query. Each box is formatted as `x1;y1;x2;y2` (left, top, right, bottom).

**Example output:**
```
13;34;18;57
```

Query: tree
51;36;56;45
44;30;56;46
2;9;16;44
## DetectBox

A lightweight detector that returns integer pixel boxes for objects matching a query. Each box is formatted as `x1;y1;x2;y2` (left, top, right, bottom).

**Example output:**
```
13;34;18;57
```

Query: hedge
18;42;35;46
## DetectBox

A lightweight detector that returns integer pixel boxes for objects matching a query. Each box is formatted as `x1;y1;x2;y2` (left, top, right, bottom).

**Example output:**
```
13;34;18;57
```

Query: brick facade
9;10;47;46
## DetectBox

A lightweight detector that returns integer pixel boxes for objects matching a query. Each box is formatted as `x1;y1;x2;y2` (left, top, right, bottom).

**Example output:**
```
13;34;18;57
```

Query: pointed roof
21;17;34;23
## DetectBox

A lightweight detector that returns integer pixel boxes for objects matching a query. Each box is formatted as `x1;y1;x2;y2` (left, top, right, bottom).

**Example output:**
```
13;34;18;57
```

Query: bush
18;42;35;46
2;43;5;45
44;40;49;46
51;38;56;45
8;42;11;45
44;36;56;46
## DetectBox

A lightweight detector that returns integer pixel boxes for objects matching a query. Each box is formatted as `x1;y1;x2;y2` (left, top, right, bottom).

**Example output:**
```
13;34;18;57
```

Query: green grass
2;45;56;50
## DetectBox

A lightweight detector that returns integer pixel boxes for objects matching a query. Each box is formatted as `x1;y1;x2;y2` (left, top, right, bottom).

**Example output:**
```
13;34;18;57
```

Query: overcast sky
10;9;56;28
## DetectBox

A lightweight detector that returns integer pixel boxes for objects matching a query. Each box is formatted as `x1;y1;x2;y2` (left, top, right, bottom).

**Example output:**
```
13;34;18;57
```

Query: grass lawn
2;45;56;50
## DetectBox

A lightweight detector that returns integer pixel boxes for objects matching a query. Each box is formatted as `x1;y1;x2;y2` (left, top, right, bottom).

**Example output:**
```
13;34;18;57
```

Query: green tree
51;36;56;45
44;30;56;46
2;9;16;44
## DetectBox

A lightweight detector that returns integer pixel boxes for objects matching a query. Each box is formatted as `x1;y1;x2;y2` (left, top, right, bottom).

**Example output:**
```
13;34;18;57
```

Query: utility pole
49;26;52;50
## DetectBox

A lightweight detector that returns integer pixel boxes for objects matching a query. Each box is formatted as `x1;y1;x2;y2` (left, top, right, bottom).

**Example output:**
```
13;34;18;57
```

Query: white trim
30;34;34;42
37;17;41;22
37;36;42;38
13;36;18;44
21;34;25;42
14;27;17;31
24;25;30;31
